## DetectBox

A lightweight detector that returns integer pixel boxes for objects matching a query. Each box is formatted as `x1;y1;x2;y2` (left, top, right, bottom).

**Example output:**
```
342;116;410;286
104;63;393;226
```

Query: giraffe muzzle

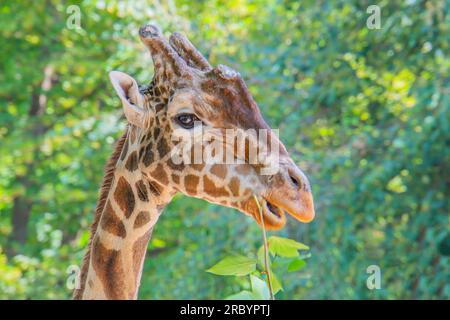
263;164;315;226
274;189;315;223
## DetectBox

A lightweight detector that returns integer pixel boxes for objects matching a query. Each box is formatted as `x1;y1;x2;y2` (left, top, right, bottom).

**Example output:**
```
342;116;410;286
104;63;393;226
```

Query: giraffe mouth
252;197;287;230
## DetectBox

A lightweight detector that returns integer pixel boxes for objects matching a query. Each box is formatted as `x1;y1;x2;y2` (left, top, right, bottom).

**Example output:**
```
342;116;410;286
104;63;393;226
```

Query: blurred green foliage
207;236;311;299
0;0;448;299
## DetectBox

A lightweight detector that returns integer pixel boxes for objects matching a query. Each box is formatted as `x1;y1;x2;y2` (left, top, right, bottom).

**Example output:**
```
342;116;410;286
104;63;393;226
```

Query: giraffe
73;24;315;300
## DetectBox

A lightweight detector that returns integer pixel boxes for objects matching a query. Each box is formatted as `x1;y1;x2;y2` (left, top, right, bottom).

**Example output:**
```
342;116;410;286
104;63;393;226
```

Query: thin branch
253;195;274;300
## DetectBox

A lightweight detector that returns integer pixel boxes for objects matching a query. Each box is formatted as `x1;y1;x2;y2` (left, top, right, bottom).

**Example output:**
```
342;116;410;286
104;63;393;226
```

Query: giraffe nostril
287;167;303;189
290;174;300;188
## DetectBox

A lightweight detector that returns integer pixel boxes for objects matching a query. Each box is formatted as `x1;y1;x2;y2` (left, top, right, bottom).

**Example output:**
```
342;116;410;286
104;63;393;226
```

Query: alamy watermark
169;124;281;175
66;265;81;290
366;265;381;290
66;5;82;30
366;5;381;30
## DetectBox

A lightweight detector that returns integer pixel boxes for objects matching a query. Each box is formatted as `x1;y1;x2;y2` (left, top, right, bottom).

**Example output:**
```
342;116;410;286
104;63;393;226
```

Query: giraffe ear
109;71;150;128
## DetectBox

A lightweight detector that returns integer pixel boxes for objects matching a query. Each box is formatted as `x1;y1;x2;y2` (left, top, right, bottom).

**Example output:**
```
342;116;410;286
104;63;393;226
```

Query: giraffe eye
175;113;200;129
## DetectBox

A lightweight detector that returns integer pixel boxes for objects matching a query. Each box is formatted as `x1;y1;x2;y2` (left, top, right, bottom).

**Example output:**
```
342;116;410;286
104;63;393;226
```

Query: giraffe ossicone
74;24;315;300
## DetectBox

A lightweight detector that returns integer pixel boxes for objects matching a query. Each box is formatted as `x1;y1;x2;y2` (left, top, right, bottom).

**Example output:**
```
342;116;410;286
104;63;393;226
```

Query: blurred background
0;0;448;299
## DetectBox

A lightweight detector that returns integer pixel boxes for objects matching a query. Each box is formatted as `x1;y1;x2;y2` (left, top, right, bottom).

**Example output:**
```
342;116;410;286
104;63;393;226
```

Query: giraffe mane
73;129;128;299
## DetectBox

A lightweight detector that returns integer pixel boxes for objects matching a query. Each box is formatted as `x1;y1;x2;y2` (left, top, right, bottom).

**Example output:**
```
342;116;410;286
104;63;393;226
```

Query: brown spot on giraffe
114;176;135;218
142;143;154;166
192;163;205;171
157;136;169;157
148;181;162;196
171;174;180;184
132;229;152;284
91;236;126;299
151;163;168;185
184;174;200;195
153;127;161;139
125;151;138;171
164;124;171;133
100;200;127;238
135;180;149;202
203;175;230;198
229;177;240;197
134;211;151;229
155;103;165;113
210;164;227;180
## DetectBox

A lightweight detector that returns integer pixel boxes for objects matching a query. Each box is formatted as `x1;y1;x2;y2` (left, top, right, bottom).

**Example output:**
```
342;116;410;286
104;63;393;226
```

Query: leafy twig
253;195;275;300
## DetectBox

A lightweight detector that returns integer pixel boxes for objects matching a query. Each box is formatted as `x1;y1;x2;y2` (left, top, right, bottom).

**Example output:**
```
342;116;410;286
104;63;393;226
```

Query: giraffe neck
74;127;174;300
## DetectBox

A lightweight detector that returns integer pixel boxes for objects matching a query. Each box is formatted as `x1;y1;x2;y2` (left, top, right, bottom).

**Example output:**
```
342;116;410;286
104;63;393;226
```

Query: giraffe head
109;25;315;230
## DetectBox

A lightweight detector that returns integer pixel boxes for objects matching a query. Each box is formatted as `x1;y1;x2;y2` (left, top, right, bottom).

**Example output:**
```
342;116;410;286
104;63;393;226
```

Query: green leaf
225;290;255;300
268;236;310;258
270;271;283;294
206;255;257;276
250;275;270;300
287;258;307;272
